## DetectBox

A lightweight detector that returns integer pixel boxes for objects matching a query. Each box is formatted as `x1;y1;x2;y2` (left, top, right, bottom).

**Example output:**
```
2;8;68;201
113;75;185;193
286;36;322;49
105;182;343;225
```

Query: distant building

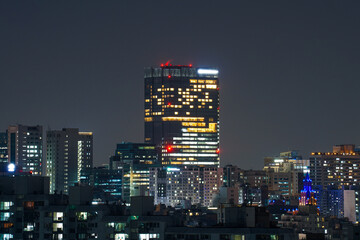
46;128;93;194
218;166;267;206
7;125;43;175
150;166;222;207
264;151;308;197
110;142;158;203
240;169;267;188
315;186;356;222
89;166;124;203
310;144;360;188
0;131;8;164
222;165;241;188
144;64;220;166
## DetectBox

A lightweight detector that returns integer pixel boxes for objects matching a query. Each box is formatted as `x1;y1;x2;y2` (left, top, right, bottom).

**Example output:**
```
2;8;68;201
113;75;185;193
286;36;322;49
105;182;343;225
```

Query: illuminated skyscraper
144;64;220;166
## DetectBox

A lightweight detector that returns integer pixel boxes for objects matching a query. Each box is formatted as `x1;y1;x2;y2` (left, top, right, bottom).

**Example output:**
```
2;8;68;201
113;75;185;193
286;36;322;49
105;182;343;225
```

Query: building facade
150;166;222;207
0;131;8;164
46;128;93;194
144;65;220;166
310;144;360;188
110;142;158;203
264;151;308;197
7;125;43;175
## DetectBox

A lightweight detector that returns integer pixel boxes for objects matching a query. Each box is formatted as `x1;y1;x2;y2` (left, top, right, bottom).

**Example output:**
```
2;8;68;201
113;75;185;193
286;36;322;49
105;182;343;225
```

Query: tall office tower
0;131;8;164
7;125;43;175
144;64;220;166
46;128;93;194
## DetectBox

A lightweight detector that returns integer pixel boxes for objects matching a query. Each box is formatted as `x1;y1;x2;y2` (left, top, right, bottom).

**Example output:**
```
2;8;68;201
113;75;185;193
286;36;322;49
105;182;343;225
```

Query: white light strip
197;69;219;75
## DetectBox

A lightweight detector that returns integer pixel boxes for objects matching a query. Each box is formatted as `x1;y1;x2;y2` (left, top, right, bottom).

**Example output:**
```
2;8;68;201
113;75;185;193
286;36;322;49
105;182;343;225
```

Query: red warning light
167;146;173;152
29;171;33;174
189;64;193;67
168;102;171;106
216;149;220;154
161;63;164;67
168;75;171;79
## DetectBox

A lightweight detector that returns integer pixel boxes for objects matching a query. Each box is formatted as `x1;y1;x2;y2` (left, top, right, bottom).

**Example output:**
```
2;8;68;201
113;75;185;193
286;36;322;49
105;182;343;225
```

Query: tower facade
46;128;93;194
144;64;220;166
7;125;43;175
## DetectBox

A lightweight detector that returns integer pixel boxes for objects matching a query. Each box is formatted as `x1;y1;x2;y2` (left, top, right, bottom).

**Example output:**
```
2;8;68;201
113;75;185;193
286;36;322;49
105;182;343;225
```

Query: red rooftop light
167;145;173;152
189;64;193;67
168;75;171;79
161;63;164;67
168;102;171;106
216;149;220;154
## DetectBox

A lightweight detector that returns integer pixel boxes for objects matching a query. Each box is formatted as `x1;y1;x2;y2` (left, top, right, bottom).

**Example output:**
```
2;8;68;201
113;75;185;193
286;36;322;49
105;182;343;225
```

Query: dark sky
1;1;360;169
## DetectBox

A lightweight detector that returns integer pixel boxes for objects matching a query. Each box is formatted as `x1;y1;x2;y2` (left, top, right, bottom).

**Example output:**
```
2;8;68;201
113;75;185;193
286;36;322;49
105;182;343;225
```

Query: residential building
0;131;7;164
315;186;356;222
310;144;360;188
46;128;93;194
149;166;222;207
7;125;43;175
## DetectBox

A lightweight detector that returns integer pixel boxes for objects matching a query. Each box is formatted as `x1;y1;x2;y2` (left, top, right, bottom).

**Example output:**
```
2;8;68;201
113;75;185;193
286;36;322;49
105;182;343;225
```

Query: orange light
216;149;220;154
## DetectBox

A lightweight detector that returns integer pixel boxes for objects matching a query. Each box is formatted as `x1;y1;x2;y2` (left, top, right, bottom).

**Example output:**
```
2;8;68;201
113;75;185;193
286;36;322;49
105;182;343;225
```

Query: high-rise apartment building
310;144;360;188
150;165;222;207
46;128;93;194
7;125;43;175
144;64;220;166
0;131;8;164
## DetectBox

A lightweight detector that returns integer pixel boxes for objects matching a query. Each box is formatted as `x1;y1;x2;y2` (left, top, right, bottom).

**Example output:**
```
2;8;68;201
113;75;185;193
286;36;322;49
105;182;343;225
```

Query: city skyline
1;1;360;169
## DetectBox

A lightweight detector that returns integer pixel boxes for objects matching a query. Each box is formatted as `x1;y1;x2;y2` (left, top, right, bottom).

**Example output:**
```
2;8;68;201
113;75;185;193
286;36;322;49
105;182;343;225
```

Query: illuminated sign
197;69;219;75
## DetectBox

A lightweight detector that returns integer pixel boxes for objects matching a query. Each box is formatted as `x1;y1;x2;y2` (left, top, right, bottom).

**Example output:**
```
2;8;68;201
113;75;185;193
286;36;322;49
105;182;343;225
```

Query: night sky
1;1;360;169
